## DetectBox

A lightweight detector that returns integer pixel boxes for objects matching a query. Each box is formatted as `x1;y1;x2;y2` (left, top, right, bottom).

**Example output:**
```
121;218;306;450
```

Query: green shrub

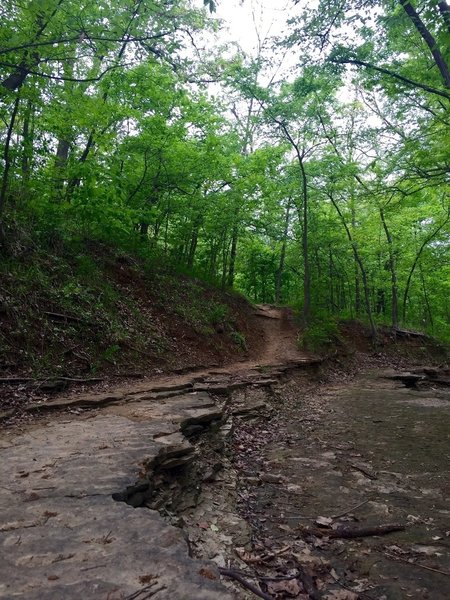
209;303;228;325
298;314;340;352
230;330;247;350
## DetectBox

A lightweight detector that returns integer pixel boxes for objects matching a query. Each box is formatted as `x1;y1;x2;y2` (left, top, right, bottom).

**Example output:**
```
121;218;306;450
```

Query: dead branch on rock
299;523;405;539
385;552;450;577
123;582;167;600
331;498;370;519
218;567;274;600
349;463;378;480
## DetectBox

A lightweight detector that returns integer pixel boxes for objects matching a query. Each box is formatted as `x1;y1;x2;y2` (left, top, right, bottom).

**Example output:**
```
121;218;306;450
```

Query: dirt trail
251;305;303;366
0;302;315;600
215;369;450;600
2;307;448;600
0;305;311;423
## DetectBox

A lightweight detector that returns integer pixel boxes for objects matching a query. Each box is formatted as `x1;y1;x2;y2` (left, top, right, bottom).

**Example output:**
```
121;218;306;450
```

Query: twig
218;567;274;600
214;567;299;583
332;499;370;519
299;523;405;539
349;463;378;480
80;563;107;572
385;552;450;577
330;569;376;600
43;311;86;323
123;583;166;600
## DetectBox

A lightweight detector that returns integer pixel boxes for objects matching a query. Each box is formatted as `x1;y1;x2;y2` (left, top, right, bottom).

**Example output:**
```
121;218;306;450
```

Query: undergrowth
298;313;342;352
0;219;251;377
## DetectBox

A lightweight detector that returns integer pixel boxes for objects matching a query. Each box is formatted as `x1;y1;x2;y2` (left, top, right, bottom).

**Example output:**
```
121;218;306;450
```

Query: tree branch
330;57;450;100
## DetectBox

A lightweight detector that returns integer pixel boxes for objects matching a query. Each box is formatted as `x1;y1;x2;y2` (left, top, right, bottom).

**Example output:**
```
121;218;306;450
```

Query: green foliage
209;303;228;326
0;0;449;370
230;330;247;351
298;314;341;352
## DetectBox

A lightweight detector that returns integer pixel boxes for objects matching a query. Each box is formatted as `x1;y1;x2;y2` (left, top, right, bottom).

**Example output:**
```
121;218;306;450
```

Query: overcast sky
212;0;292;56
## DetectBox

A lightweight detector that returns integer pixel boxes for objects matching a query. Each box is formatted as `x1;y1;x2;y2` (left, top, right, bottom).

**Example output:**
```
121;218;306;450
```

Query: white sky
212;0;293;56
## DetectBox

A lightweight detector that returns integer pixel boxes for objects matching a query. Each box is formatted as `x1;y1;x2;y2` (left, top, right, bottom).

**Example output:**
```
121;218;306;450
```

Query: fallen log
299;523;405;539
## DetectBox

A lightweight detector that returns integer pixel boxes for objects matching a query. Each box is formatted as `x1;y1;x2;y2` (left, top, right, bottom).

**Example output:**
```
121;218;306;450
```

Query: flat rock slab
0;394;232;599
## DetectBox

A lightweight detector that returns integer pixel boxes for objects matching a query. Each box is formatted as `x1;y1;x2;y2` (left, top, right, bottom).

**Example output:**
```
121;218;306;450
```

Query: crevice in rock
111;362;321;566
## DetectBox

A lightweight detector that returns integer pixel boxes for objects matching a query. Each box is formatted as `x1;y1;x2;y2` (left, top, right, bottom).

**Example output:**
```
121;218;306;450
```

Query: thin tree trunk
402;215;449;322
21;99;34;187
0;96;21;243
67;0;144;193
419;262;433;328
329;245;335;311
300;161;310;323
275;198;291;304
350;202;361;315
328;192;377;341
221;229;230;289
380;207;399;328
227;215;239;288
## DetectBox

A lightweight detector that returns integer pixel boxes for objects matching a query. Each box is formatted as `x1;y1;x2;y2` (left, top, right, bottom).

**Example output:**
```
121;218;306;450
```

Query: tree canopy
1;0;449;341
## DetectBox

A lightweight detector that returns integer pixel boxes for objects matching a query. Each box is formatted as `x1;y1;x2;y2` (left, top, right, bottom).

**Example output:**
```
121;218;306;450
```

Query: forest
0;0;449;344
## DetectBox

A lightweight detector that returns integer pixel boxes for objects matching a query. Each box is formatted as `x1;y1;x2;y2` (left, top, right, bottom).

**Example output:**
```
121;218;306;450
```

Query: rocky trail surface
1;308;449;600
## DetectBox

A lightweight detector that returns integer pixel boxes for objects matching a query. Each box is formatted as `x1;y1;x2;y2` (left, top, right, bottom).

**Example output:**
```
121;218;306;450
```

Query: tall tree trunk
21;99;34;189
328;192;377;341
400;0;450;87
187;222;200;268
298;157;310;324
402;215;449;322
328;245;335;311
350;202;361;315
275;198;291;304
419;262;433;328
380;207;399;328
221;229;230;289
53;59;76;199
227;216;239;288
0;96;21;245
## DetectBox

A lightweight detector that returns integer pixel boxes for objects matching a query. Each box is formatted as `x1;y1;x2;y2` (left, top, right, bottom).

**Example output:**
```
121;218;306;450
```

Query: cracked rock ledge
0;360;318;599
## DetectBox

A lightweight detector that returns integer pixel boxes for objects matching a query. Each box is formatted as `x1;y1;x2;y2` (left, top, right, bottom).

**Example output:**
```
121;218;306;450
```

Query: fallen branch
218;567;274;600
332;499;370;519
214;567;299;583
349;463;378;480
43;311;86;323
299;523;405;539
0;376;102;385
123;583;167;600
47;377;103;383
385;552;450;577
